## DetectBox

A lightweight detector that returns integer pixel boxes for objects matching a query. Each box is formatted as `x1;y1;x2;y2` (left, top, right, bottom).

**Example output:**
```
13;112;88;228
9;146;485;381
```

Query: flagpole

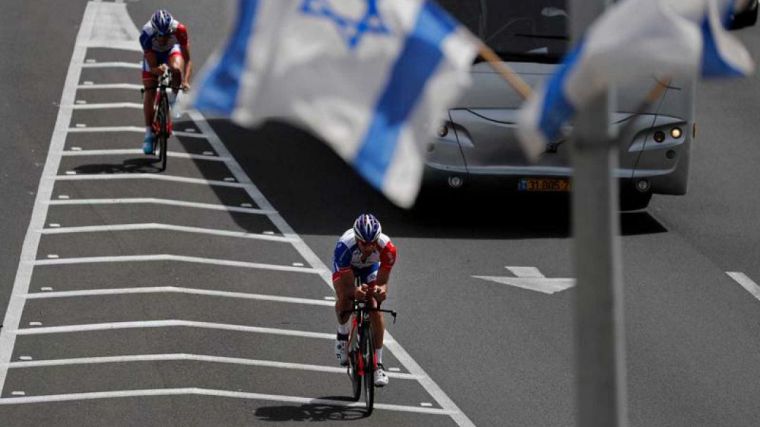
478;44;532;100
569;0;629;426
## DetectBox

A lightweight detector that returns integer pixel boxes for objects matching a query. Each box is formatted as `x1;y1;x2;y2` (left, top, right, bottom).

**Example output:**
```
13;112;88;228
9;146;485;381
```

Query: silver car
427;0;696;210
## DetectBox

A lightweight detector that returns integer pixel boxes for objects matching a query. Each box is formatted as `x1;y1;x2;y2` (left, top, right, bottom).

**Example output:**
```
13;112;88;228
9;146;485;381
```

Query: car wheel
731;0;758;29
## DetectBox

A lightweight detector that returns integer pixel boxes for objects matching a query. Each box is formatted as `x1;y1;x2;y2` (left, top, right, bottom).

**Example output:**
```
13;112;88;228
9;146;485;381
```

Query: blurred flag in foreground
517;0;754;160
189;0;478;208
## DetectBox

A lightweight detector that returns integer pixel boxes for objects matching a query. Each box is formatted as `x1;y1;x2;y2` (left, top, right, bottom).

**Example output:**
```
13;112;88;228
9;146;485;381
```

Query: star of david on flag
300;0;390;50
517;0;754;160
189;0;479;208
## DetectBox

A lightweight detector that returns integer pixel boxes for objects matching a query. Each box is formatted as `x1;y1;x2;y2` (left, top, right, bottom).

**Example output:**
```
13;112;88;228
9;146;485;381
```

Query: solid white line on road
24;287;334;307
55;173;248;188
71;102;142;110
189;110;474;426
76;83;142;90
38;223;296;243
727;272;760;301
32;254;319;274
67;126;208;139
0;389;450;414
62;149;229;161
6;354;419;380
47;198;273;215
81;62;141;69
13;320;336;340
0;0;100;395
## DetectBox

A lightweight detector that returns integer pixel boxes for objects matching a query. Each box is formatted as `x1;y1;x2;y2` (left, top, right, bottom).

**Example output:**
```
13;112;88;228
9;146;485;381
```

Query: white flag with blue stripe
189;0;479;208
517;0;754;160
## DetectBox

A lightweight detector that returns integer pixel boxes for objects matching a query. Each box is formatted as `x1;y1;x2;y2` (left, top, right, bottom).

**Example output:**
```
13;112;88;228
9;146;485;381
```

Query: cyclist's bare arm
372;269;390;303
181;44;193;89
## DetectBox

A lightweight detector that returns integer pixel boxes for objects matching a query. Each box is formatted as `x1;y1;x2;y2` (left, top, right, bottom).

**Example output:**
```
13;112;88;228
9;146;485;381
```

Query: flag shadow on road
173;119;666;240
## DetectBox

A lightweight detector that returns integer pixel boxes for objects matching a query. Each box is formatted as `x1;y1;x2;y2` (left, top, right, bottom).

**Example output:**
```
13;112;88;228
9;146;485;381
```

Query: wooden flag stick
478;43;533;100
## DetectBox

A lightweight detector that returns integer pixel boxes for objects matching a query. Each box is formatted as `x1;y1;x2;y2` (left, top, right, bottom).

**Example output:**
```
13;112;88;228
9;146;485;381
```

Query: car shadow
254;396;366;422
172;119;667;239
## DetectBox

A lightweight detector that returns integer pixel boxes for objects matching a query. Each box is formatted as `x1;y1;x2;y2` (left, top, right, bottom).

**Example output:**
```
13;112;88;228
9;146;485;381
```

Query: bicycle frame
342;280;397;415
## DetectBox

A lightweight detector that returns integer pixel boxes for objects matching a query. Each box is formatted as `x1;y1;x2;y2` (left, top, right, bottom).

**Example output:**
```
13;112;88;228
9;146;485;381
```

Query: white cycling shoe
335;334;348;367
374;363;389;387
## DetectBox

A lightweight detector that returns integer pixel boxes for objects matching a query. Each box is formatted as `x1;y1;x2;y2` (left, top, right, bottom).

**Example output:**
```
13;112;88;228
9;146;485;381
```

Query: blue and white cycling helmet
151;9;174;36
353;214;382;243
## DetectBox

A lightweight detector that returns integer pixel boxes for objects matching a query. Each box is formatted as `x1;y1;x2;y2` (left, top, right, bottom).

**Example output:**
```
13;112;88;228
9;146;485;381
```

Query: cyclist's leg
142;51;160;153
166;45;184;92
332;268;356;366
142;51;159;128
364;264;384;355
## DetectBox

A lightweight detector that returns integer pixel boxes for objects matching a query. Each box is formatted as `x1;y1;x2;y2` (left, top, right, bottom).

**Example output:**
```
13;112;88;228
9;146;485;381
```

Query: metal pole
569;1;628;426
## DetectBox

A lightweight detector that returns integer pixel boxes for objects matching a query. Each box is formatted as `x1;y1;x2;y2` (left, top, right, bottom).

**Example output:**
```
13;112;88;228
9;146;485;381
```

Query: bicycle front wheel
158;95;169;171
362;324;375;415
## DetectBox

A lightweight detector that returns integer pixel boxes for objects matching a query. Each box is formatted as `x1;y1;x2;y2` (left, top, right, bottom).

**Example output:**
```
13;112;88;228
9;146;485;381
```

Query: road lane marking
55;173;249;188
33;255;319;274
7;354;419;380
473;266;576;295
727;272;760;301
47;198;272;215
62;149;228;161
71;102;142;110
38;223;296;243
0;389;452;415
86;1;140;51
13;320;337;340
81;62;141;69
25;287;335;307
76;83;142;90
190;110;475;427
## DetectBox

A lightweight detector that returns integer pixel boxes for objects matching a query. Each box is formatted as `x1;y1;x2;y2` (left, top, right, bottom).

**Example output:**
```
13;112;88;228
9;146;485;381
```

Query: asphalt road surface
1;1;760;426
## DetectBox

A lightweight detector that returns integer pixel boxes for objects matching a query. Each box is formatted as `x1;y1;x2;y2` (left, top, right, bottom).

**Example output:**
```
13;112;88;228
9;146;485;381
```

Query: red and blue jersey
139;19;189;54
332;229;397;282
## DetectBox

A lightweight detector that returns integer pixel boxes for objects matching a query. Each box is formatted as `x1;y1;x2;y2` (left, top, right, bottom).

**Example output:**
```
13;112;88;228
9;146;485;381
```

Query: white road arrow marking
473;266;576;295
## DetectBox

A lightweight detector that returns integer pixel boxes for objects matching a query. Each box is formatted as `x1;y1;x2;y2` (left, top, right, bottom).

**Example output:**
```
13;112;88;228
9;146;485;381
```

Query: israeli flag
517;0;755;161
190;0;478;208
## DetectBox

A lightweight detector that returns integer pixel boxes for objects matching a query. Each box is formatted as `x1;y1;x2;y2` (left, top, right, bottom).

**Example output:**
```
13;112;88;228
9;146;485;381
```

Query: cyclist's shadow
254;396;366;422
73;157;163;174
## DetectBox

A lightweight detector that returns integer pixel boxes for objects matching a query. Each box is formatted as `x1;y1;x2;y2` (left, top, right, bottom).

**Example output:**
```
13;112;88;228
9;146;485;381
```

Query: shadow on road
254;396;366;422
172;119;667;239
73;157;162;174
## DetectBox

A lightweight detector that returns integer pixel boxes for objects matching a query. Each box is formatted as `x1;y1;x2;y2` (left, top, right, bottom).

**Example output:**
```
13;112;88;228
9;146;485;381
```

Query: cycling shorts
352;263;380;286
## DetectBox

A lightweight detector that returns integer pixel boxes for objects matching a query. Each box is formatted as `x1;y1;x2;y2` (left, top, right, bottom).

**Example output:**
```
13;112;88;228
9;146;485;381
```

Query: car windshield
436;0;570;63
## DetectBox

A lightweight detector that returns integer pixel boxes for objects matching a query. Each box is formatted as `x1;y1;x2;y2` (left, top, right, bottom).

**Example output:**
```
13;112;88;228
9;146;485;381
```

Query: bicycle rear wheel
362;324;375;415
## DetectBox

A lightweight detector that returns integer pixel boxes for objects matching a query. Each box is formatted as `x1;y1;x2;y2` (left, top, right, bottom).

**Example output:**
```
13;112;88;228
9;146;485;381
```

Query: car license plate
518;178;571;192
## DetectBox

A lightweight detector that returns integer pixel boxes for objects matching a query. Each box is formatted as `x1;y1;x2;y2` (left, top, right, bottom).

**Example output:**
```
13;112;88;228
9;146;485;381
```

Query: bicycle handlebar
340;305;398;324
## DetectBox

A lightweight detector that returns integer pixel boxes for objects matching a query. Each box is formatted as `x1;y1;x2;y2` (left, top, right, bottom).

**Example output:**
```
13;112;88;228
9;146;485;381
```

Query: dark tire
362;325;375;416
349;350;361;402
731;0;758;29
158;96;169;171
619;186;652;211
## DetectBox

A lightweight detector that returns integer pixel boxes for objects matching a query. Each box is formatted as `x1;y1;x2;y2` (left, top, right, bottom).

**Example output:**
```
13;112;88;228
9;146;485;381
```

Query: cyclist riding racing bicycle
333;214;397;387
140;9;193;154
